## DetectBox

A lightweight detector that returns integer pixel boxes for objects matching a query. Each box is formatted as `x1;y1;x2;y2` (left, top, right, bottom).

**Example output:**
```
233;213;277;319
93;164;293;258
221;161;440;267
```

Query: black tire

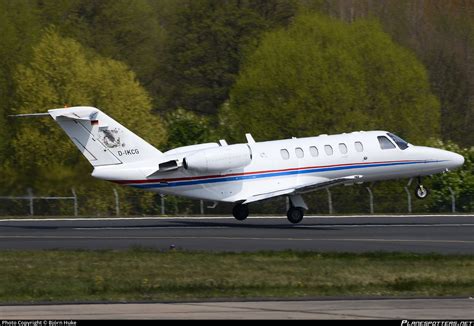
287;207;304;224
415;185;429;199
232;204;249;221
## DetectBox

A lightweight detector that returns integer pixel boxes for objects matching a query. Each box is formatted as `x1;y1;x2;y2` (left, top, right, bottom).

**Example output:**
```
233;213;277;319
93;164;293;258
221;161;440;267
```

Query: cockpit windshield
387;133;409;150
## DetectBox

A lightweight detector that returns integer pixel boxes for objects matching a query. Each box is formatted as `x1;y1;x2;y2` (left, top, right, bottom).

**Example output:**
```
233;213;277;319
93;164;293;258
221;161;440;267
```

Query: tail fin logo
99;128;124;148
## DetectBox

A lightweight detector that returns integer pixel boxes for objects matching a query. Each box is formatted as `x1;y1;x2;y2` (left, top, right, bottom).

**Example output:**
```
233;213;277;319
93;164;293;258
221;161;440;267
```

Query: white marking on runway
73;226;230;230
68;223;474;230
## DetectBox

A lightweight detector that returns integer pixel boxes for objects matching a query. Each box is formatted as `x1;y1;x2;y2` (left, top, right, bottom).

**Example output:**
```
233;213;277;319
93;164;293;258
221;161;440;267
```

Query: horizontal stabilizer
9;112;50;117
52;108;98;121
10;108;98;120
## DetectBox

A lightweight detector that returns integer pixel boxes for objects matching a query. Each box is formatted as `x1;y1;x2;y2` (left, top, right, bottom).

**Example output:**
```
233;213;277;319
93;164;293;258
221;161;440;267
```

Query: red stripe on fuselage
110;160;421;185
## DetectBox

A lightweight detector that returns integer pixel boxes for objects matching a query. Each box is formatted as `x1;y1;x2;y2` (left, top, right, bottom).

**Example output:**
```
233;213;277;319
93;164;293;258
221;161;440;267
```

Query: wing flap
294;175;363;194
242;188;295;204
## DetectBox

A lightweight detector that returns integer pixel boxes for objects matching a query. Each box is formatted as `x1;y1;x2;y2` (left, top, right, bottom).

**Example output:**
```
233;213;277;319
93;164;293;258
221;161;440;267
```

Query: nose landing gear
415;177;429;199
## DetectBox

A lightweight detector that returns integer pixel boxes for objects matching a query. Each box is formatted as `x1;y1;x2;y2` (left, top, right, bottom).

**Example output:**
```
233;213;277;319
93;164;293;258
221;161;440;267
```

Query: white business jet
16;106;465;223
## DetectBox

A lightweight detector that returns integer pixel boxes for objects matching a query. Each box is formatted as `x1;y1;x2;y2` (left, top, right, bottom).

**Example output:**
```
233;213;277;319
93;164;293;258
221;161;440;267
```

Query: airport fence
0;181;471;217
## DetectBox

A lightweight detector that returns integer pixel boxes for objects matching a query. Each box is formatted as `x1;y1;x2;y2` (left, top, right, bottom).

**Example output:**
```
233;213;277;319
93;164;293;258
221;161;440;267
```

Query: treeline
0;0;472;214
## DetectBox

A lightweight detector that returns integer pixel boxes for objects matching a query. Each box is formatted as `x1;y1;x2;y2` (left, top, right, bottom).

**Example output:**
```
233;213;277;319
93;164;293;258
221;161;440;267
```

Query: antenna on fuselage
245;133;255;144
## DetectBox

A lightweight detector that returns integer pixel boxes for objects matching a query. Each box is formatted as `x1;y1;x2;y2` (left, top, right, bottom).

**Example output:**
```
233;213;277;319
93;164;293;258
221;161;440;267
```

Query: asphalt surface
1;298;474;319
0;215;473;253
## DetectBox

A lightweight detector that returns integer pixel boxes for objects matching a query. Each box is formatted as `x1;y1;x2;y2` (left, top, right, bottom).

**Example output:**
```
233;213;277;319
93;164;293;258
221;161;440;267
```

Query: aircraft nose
416;146;465;174
449;152;465;169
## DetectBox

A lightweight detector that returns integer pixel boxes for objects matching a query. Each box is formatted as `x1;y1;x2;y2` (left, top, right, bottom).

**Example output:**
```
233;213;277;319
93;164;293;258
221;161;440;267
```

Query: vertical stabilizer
48;106;163;166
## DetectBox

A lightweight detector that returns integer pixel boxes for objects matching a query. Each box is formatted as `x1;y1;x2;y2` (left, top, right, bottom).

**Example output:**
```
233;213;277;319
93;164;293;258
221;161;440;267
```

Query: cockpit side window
387;133;409;150
377;136;396;150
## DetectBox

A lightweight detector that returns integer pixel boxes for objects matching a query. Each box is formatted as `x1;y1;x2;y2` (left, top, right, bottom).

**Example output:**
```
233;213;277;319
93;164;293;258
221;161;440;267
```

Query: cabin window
280;149;290;160
324;145;333;156
295;147;304;158
309;146;319;157
354;141;364;152
378;136;396;150
387;133;409;150
339;143;348;154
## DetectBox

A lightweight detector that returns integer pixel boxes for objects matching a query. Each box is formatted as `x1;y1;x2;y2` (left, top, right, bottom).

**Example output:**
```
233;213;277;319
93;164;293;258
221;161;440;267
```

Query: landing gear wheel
232;204;249;221
415;184;429;199
287;207;304;224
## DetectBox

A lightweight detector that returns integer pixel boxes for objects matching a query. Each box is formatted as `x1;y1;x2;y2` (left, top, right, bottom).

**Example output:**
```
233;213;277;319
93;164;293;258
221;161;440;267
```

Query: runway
0;215;473;253
1;298;474;319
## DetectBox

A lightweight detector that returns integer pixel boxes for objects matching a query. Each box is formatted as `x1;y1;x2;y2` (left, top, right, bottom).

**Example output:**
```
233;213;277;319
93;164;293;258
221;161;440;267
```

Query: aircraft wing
242;188;296;204
293;175;363;194
242;175;363;204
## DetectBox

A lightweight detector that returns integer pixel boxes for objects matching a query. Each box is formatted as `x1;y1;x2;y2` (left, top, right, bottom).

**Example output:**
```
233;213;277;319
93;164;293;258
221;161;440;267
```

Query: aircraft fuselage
94;131;464;203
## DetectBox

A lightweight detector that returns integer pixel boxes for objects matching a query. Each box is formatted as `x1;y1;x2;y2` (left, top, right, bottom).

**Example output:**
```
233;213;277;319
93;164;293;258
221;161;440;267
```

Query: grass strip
1;249;473;303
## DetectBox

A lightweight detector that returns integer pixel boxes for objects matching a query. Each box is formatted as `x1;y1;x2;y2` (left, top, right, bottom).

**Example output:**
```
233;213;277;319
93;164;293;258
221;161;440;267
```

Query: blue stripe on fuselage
129;160;433;189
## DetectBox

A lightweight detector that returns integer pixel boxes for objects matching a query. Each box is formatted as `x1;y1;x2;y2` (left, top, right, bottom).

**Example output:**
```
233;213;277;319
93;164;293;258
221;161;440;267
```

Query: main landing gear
415;177;429;199
232;203;249;221
287;206;304;224
286;195;307;224
232;195;308;224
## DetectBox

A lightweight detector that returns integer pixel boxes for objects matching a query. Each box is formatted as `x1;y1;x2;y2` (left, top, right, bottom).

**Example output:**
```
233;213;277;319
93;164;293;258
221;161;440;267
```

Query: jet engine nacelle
183;144;252;173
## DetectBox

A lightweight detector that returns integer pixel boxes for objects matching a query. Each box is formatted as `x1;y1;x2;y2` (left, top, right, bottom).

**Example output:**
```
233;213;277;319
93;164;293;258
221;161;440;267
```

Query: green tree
426;140;474;212
158;0;297;115
220;14;440;143
299;0;474;146
164;109;215;150
0;0;41;160
36;0;166;107
7;29;166;214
